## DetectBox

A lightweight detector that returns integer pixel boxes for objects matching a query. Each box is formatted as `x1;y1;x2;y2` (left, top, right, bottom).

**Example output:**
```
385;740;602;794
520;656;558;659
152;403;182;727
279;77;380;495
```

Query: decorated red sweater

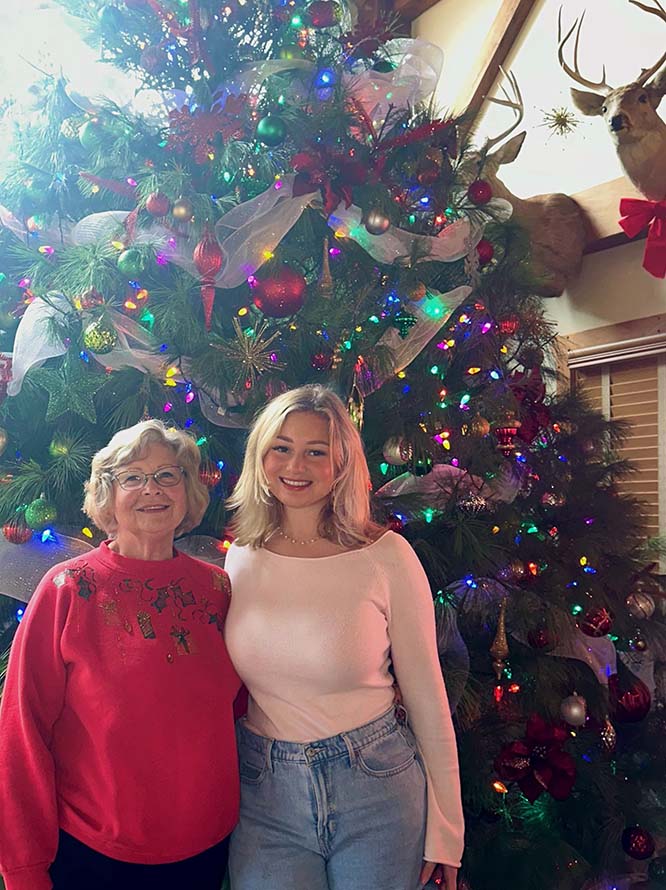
0;542;241;890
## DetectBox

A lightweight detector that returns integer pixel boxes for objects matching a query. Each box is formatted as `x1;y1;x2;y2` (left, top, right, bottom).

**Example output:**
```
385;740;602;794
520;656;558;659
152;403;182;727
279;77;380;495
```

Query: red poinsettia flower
494;714;576;802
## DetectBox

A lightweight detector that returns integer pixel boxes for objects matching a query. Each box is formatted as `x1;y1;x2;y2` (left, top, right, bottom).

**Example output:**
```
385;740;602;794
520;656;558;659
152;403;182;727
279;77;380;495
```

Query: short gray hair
83;420;209;536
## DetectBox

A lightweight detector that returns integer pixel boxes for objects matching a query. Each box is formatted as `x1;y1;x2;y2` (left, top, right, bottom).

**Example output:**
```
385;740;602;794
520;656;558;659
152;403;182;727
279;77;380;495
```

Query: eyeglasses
113;466;186;491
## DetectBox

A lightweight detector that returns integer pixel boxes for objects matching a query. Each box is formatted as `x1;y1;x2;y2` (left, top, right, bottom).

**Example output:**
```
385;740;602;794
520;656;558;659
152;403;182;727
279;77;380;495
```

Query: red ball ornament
307;0;341;28
476;239;495;266
310;351;333;371
467;179;493;205
145;191;171;217
388;515;405;532
621;826;655;860
527;627;557;651
199;460;223;489
193;228;225;331
580;606;613;638
140;45;166;75
251;267;306;318
609;672;652;723
2;520;33;545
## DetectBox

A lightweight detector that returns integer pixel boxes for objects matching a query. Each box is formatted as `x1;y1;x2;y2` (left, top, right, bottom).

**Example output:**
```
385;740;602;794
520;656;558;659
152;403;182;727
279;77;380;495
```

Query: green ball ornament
83;320;118;355
98;4;124;31
117;248;145;277
79;119;104;151
24;498;58;530
256;115;287;147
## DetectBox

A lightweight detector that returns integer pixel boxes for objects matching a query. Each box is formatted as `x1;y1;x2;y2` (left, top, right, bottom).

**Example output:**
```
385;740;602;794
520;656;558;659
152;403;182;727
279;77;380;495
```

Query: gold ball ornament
405;282;427;302
560;693;587;727
0;428;7;457
83;320;118;355
469;414;491;437
172;197;194;221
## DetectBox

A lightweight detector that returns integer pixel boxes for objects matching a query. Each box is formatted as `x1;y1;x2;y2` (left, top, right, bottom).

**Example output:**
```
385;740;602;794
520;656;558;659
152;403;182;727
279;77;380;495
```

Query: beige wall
413;0;666;336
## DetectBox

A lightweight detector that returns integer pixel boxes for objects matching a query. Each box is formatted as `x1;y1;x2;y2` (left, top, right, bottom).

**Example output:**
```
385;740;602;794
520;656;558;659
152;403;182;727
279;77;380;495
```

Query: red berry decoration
621;826;655;860
145;191;171;217
251;267;306;318
580;606;613;637
2;520;33;545
467;179;493;205
476;238;494;266
307;0;341;28
199;460;223;489
310;351;333;371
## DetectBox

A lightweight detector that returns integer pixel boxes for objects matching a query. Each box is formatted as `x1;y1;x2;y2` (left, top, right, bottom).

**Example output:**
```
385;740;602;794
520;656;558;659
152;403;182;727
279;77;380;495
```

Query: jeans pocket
238;745;268;786
357;728;417;778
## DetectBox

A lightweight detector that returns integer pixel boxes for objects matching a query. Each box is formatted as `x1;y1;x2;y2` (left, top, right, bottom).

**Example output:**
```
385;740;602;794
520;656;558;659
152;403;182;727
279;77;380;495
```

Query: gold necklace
277;528;321;546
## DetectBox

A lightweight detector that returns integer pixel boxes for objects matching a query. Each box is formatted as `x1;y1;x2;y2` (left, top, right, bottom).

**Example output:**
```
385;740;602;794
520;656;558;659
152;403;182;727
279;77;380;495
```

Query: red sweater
0;542;241;890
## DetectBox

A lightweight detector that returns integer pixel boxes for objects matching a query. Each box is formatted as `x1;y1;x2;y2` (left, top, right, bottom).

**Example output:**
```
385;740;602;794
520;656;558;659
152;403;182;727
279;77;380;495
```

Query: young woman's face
263;411;336;513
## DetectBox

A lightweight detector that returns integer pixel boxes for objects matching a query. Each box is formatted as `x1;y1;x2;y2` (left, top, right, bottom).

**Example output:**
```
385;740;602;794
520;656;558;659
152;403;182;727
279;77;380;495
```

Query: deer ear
570;88;606;116
490;131;527;166
647;70;666;107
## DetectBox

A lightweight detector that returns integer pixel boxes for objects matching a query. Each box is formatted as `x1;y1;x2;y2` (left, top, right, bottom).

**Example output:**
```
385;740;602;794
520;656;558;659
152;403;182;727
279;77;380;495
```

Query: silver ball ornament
364;209;391;236
560;693;587;727
626;590;656;620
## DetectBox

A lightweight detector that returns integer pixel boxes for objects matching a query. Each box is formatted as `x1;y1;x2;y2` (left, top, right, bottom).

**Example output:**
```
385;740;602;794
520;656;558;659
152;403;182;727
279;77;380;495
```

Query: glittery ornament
256;115;287;147
199;460;223;489
476;239;494;266
560;693;587;726
24;497;58;530
457;492;487;514
83;320;118;355
145;192;171;216
580;606;613;637
467;179;493;205
317;239;333;298
307;0;341;27
79;288;104;310
498;315;520;336
489;597;509;681
172;197;194;221
310;351;333;371
193;228;225;330
252;267;306;317
498;559;527;583
469;414;491;437
2;519;33;545
0;427;7;457
600;716;616;754
59;117;80;141
391;310;417;339
492;415;522;455
364;209;391;235
540;491;566;508
382;436;413;466
626;589;656;620
621;826;655;860
117;248;145;277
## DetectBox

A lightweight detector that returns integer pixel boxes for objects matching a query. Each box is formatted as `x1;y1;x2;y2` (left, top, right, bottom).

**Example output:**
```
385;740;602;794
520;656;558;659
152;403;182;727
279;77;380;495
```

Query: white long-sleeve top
224;530;464;867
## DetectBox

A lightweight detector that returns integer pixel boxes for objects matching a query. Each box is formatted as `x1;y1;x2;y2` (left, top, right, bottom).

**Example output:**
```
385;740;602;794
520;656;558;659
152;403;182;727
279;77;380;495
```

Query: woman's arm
0;572;68;890
383;534;464;871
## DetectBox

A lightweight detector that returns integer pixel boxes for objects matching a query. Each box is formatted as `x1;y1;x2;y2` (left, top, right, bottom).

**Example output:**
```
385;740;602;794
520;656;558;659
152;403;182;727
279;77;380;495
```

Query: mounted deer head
465;69;588;297
558;0;666;200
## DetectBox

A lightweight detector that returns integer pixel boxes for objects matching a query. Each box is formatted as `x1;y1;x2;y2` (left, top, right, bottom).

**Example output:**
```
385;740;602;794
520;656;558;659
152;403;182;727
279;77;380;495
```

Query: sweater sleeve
0;570;69;890
382;534;465;867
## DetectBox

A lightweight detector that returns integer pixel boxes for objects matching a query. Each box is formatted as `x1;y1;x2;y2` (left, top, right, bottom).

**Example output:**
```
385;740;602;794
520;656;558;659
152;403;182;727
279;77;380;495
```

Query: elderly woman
0;420;241;890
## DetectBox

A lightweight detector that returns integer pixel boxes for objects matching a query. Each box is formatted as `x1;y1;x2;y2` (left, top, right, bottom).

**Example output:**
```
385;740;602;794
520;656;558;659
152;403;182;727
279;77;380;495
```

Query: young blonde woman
224;385;463;890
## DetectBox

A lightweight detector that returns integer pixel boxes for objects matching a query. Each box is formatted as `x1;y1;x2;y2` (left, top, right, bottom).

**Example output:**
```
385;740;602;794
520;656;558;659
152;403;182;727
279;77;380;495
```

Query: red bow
619;197;666;278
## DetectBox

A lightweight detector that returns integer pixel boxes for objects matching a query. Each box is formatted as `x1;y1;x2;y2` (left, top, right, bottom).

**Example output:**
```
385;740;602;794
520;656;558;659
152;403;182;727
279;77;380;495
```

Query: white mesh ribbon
343;38;444;130
0;204;27;241
7;292;73;396
327;204;477;264
0;532;95;602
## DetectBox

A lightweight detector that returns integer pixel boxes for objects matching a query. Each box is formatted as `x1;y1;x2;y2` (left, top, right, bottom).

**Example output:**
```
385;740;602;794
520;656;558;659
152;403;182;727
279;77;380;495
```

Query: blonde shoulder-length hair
227;385;383;549
83;419;209;537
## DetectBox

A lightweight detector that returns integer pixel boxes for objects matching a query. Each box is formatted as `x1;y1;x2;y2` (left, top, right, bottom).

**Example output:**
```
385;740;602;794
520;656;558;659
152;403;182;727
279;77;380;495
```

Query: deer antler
484;67;524;152
557;7;612;93
631;0;666;85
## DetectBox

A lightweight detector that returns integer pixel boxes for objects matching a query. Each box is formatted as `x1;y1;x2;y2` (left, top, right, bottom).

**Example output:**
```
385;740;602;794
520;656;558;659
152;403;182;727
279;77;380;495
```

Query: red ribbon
619;197;666;278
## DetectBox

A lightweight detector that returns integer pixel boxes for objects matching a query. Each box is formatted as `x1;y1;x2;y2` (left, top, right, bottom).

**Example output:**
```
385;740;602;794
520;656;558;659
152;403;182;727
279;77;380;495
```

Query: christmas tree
0;2;665;888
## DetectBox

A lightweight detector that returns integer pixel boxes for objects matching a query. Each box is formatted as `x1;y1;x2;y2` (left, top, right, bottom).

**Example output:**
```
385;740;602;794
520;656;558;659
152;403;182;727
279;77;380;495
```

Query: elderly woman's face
112;443;188;542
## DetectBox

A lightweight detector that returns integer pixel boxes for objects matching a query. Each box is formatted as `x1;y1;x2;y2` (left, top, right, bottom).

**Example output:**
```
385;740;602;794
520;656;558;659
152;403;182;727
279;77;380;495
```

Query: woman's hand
420;861;458;889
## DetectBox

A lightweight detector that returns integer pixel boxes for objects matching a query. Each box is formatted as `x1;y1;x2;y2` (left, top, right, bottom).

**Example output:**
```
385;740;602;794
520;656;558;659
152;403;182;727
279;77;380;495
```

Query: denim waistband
237;707;402;765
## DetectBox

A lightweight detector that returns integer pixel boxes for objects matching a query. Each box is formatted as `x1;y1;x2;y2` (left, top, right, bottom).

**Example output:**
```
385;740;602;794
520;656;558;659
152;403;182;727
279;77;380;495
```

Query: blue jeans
229;708;427;889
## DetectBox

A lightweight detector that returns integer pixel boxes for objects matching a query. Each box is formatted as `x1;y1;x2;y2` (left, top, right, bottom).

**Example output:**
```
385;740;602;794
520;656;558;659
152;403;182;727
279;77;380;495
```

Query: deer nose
610;114;625;132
